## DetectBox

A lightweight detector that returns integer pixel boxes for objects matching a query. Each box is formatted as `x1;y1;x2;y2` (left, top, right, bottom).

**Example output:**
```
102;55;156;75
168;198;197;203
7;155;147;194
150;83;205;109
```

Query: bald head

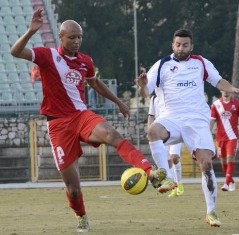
59;20;82;36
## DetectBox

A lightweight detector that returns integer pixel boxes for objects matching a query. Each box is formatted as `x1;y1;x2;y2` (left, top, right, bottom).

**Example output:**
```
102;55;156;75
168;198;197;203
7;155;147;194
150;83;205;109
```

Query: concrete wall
0;110;151;182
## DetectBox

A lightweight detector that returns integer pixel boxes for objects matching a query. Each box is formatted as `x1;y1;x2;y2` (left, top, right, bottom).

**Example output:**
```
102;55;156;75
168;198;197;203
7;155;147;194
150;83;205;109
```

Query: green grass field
0;183;238;235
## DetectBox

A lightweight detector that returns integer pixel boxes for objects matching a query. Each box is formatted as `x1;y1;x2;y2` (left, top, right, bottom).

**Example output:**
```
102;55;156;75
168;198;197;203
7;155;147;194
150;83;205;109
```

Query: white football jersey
147;54;221;121
148;95;160;118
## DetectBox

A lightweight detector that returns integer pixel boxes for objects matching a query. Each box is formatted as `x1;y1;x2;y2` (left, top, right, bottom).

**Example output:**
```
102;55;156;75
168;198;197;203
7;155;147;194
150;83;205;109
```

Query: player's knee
198;158;212;172
104;126;122;144
147;124;168;141
171;155;180;164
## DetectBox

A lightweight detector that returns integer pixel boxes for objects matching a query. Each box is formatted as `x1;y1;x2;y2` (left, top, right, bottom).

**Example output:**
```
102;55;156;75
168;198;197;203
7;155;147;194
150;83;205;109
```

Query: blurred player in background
137;28;239;227
210;91;239;191
148;93;184;197
10;8;165;233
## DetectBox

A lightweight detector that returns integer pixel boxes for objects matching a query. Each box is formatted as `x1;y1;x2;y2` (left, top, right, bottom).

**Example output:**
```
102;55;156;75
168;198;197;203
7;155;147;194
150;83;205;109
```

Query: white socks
149;140;173;179
201;169;217;214
173;162;182;183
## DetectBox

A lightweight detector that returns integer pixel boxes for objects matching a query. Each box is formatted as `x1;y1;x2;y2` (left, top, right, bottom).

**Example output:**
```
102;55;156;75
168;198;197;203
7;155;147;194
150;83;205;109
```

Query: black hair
173;29;193;42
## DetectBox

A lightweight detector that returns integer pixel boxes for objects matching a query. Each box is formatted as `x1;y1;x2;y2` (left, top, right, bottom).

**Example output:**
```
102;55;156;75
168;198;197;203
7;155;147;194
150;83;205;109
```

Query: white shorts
154;117;215;156
169;143;182;156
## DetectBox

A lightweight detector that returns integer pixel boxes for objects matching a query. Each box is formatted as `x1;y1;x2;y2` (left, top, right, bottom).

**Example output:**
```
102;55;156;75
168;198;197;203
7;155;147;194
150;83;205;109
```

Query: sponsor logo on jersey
221;111;231;119
177;80;197;87
170;65;178;72
65;69;82;85
187;66;199;70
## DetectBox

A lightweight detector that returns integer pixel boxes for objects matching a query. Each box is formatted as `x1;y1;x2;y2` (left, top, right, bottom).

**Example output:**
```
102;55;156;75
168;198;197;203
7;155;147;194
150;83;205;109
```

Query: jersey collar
58;46;82;60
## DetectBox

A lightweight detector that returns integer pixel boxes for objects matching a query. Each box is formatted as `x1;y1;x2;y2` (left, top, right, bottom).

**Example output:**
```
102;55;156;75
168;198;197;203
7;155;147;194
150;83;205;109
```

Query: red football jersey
32;46;95;117
211;98;239;141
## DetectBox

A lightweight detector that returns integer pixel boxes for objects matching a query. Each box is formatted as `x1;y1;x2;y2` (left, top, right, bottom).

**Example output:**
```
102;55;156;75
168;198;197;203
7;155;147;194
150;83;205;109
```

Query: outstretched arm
11;8;44;61
216;79;239;95
87;78;130;118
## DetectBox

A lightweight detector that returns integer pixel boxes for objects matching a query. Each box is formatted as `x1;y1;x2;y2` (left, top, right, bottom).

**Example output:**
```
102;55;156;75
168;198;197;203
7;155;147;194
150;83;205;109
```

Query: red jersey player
210;91;239;191
10;8;165;233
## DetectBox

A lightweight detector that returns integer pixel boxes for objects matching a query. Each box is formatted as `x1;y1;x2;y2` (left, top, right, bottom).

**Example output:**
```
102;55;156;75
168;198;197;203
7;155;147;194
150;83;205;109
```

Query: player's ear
59;32;64;42
190;44;194;52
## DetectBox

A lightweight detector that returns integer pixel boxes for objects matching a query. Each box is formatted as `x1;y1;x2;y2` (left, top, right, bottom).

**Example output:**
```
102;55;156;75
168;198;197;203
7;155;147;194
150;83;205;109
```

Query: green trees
53;0;238;100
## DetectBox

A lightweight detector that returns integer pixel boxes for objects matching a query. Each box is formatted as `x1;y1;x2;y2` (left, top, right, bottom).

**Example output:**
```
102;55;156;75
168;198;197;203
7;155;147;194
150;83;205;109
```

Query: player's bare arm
210;119;216;132
10;8;44;61
136;73;150;98
216;79;239;95
147;115;155;128
87;78;130;118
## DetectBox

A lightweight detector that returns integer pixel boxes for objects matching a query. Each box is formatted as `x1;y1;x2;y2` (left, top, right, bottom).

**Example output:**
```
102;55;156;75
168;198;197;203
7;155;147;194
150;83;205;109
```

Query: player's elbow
10;47;19;58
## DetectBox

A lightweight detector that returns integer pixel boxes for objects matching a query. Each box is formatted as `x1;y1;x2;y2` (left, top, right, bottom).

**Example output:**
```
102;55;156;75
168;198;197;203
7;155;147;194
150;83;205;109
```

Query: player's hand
29;8;44;33
117;102;130;118
232;87;239;95
136;73;148;88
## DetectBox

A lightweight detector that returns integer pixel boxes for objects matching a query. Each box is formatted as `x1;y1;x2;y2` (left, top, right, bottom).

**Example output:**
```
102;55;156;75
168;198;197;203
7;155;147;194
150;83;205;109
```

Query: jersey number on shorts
56;146;65;164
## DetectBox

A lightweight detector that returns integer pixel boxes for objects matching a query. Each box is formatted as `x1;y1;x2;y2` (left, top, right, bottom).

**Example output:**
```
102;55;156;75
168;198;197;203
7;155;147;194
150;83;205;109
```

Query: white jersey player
137;29;239;227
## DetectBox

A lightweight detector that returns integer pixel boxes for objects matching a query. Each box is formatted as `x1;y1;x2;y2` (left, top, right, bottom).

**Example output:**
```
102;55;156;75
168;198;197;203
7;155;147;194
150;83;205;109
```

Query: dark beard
174;52;191;61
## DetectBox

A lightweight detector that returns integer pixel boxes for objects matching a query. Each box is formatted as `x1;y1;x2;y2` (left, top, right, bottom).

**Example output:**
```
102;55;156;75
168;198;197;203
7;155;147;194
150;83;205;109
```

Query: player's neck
222;98;230;103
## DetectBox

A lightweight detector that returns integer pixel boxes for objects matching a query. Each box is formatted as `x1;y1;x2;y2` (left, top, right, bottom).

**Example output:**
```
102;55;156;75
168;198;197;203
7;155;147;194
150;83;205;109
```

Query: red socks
220;162;227;174
66;190;86;217
225;162;235;184
116;139;151;176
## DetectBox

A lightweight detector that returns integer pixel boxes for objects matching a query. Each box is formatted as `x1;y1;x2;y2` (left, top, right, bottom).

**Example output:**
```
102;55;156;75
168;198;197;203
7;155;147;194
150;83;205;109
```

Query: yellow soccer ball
121;167;148;195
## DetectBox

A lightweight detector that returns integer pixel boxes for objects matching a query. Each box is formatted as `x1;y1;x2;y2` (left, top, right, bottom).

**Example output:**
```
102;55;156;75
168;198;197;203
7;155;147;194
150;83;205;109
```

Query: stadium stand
0;0;58;113
0;0;116;114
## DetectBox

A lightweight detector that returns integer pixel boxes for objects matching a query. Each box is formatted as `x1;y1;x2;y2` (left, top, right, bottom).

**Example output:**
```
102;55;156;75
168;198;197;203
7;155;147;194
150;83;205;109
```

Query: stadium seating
6;25;17;34
7;72;20;82
0;6;12;16
16;24;28;35
24;90;38;103
19;0;32;5
14;15;26;25
8;34;19;45
1;0;9;7
9;0;20;5
3;15;15;25
19;71;31;82
0;83;10;91
5;62;17;72
22;6;33;15
1;91;13;103
0;0;57;112
0;63;5;72
12;6;23;16
1;43;11;53
0;72;8;82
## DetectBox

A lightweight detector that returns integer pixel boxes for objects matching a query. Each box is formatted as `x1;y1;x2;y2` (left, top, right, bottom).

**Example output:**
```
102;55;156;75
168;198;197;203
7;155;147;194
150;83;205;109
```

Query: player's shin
173;162;182;183
201;169;217;214
116;139;152;175
149;140;173;179
66;190;86;217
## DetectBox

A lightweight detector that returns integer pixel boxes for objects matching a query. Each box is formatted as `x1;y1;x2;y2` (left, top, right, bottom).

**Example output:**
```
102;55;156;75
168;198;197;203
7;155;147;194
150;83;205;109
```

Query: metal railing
0;79;118;114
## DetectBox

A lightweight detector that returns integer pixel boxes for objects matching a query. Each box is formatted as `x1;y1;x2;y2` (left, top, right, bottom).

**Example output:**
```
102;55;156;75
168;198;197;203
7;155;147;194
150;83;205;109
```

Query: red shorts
47;110;106;171
216;139;238;158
